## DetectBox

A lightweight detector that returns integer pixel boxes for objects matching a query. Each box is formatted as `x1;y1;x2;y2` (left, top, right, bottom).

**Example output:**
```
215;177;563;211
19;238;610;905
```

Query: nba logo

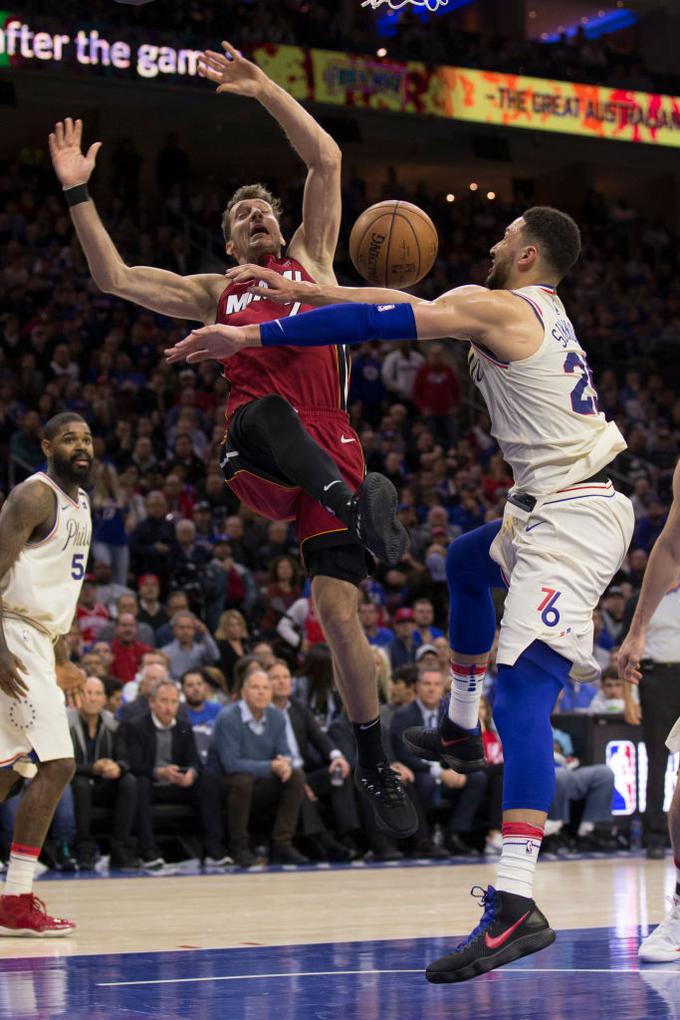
606;740;637;815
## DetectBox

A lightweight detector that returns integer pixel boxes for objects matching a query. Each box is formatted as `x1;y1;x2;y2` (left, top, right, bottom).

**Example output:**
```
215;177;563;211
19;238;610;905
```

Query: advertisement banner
2;12;680;148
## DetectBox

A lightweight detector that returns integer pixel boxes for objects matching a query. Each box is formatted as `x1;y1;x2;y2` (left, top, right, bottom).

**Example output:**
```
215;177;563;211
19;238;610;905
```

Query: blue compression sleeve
259;302;417;348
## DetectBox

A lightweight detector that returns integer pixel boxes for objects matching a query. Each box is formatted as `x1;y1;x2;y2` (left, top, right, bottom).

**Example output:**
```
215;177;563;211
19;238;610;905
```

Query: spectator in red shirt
412;344;461;446
76;577;110;643
110;612;152;683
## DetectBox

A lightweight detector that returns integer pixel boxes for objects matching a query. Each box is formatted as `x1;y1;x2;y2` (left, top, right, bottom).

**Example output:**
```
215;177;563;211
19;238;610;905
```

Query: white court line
97;966;642;988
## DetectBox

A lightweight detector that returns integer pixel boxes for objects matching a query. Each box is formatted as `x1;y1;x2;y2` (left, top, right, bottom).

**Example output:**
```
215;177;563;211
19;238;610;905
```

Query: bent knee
38;757;76;786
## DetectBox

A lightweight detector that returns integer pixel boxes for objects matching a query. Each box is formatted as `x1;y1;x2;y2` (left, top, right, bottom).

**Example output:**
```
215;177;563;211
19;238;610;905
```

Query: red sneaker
0;894;75;937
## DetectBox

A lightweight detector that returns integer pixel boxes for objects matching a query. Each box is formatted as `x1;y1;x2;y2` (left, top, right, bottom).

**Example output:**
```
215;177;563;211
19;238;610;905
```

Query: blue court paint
1;928;678;1020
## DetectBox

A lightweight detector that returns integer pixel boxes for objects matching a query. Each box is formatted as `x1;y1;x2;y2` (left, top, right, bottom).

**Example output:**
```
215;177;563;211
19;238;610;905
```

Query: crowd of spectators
18;0;677;94
0;127;675;868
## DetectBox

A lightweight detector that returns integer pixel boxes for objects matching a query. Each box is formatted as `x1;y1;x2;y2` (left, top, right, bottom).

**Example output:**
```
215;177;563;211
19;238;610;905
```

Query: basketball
349;200;438;288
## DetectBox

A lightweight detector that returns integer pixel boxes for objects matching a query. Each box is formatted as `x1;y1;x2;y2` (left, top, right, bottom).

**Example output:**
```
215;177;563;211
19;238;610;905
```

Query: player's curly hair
221;184;283;244
521;206;581;281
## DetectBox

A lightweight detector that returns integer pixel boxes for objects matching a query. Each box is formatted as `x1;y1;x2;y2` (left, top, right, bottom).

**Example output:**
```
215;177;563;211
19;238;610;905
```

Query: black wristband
63;183;90;208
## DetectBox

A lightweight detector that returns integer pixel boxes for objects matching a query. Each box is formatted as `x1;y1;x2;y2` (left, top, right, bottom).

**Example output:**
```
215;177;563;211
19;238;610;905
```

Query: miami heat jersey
0;473;92;639
468;284;626;497
216;255;351;418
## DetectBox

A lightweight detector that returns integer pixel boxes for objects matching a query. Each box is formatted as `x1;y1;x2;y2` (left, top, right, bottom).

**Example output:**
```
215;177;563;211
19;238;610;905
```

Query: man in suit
125;679;229;868
207;669;308;867
268;659;357;860
69;676;137;870
391;667;487;856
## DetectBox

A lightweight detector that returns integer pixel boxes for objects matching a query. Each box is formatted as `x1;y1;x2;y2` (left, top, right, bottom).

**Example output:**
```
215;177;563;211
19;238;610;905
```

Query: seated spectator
120;661;171;723
76;577;110;643
555;674;599;712
160;611;219;677
68;677;137;870
373;645;392;705
202;536;258;632
587;667;626;715
415;644;441;672
137;573;167;633
433;635;451;673
545;729;617;853
110;613;152;684
600;586;627;644
391;667;487;857
91;559;134;616
207;669;308;867
293;643;342;731
126;679;229;868
214;609;251;689
104;675;124;714
412;598;444;647
358;599;394;648
181;669;222;764
91;639;116;678
254;520;296;573
170;517;212;613
97;593;156;647
381;663;418;733
259;555;302;635
252;641;276;669
268;660;356;861
128;490;178;587
154;591;190;647
592;607;614;671
387;607;417;669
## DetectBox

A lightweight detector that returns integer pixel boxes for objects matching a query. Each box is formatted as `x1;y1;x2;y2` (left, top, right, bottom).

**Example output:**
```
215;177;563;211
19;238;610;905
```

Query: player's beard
485;256;510;290
52;450;93;488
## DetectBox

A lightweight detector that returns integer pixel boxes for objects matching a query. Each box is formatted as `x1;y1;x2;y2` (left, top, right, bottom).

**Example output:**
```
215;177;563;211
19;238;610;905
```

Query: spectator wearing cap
110;613;153;683
412;598;444;648
129;491;178;587
76;576;111;643
161;611;220;679
387;607;417;669
415;644;440;672
358;599;394;649
137;574;168;634
202;536;258;632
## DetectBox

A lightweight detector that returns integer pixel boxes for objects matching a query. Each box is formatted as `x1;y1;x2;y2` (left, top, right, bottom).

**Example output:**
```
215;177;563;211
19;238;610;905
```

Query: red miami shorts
221;404;366;559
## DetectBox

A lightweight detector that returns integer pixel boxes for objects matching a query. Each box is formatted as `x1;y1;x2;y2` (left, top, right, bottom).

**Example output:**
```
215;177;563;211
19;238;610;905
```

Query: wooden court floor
0;856;679;1020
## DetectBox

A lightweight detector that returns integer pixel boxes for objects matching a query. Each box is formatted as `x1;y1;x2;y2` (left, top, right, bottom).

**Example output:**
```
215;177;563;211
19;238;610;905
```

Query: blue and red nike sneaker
425;885;555;983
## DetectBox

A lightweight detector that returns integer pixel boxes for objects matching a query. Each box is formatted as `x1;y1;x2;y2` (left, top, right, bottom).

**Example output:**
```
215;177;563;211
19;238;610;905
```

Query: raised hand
48;118;102;189
198;41;266;99
225;263;306;304
164;324;254;364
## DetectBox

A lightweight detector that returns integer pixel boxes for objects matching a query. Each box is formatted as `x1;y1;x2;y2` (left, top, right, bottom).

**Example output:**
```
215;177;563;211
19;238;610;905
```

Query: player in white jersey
165;205;635;981
619;458;680;963
0;412;93;936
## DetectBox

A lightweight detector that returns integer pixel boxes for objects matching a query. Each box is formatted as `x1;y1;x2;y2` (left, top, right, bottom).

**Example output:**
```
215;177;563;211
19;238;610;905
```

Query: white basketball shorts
0;619;73;776
490;480;635;683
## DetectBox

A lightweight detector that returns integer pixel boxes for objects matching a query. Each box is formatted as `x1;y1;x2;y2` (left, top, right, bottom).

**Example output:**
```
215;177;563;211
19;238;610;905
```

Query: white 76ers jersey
467;285;626;496
0;473;92;639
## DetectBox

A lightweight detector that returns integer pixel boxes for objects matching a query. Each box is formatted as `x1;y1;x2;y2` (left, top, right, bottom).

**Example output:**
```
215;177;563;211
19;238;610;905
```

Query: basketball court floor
1;853;678;1019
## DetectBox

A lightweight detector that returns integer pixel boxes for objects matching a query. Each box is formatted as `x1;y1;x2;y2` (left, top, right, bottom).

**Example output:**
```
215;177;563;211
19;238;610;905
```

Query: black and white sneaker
349;473;409;566
354;761;418;839
403;715;486;773
426;885;555;983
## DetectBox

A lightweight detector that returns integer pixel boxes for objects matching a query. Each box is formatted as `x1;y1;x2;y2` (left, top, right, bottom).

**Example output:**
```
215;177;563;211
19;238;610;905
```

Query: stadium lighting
446;193;455;203
487;191;496;200
469;182;478;191
376;47;387;57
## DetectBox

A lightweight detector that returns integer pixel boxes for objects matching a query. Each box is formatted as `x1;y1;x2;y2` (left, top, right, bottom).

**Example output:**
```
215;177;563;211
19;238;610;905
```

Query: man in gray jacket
207;669;307;868
69;676;137;870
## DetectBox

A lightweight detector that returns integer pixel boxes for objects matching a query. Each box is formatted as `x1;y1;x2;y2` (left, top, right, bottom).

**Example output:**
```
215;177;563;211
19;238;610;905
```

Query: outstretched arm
49;118;223;323
199;43;341;277
165;286;542;365
619;460;680;683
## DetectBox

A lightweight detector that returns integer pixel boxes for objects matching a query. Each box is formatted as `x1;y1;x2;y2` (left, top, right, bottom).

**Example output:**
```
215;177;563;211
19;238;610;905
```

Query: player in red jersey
49;43;416;840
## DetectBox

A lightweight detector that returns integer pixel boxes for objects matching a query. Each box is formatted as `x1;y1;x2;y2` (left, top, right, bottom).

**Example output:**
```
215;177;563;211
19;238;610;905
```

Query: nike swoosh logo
340;436;356;444
323;480;342;492
525;522;544;533
484;911;530;950
440;737;470;747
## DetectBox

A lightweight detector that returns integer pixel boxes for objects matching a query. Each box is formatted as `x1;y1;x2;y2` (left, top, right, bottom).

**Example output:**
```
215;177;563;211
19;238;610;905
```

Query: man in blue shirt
207;669;308;867
181;670;221;766
358;600;394;648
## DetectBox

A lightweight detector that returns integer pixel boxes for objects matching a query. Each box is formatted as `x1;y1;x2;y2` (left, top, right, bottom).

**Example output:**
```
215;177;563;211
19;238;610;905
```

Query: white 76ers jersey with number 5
467;285;626;497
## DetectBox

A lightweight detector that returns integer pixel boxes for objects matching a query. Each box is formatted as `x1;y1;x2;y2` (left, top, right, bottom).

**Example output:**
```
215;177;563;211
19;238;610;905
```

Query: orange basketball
349;200;438;288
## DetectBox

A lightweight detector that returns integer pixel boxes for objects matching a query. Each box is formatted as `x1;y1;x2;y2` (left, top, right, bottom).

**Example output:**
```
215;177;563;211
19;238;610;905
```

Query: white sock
578;820;595;837
544;819;563;837
496;822;544;899
447;660;486;730
4;842;40;897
